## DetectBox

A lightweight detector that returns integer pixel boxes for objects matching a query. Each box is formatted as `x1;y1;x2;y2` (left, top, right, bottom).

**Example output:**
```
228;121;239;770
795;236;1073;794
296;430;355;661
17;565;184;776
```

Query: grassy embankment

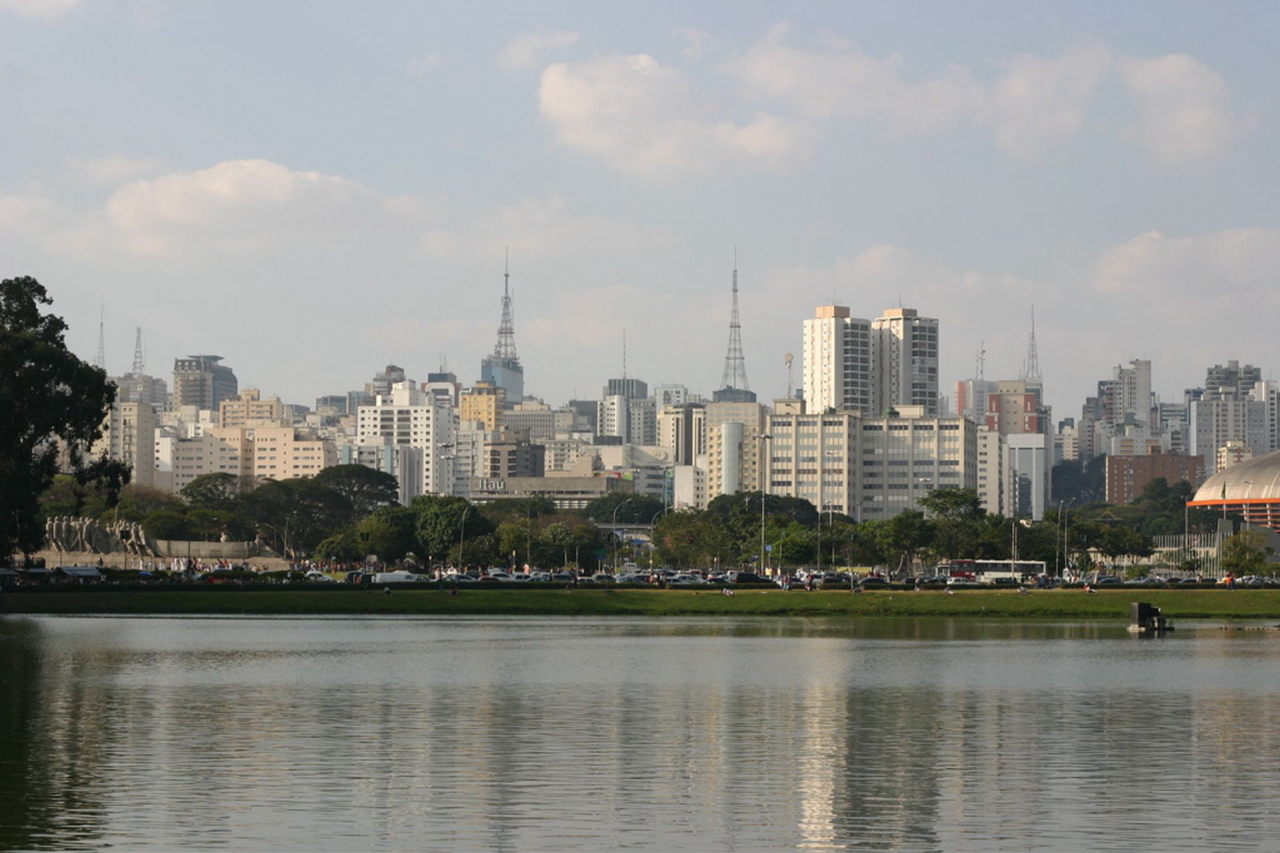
6;588;1280;619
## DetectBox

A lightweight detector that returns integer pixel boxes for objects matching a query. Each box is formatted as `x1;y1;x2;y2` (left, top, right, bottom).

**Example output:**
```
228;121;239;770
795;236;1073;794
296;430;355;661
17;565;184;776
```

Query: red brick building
1105;452;1205;504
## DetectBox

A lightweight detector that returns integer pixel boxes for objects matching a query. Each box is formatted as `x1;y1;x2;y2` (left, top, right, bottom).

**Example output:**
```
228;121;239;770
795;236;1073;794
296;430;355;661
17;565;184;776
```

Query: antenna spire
132;326;145;375
493;248;518;360
719;250;750;392
1023;305;1041;383
94;300;105;371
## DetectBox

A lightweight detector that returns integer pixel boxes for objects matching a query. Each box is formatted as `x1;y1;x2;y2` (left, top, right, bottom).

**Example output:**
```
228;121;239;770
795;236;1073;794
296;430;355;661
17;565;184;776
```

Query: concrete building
1252;380;1280;452
356;382;457;498
113;372;168;409
503;399;562;442
985;380;1049;437
219;389;284;428
802;305;872;415
955;378;999;424
251;426;336;481
672;463;708;510
154;426;253;494
1190;396;1268;476
1105;452;1205;504
654;383;695;407
1005;432;1053;520
365;365;405;400
460;382;505;431
1206;361;1262;400
977;427;1004;516
1217;440;1253;471
704;400;767;501
765;403;977;521
467;474;633;510
423;370;462;408
658;403;707;465
871;307;939;415
93;401;156;488
482;429;546;479
172;355;238;411
1057;420;1079;463
604;378;648;400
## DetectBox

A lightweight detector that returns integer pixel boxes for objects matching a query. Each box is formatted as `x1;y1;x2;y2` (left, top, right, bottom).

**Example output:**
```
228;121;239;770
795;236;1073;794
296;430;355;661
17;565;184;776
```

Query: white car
304;571;334;583
668;574;707;587
946;576;979;587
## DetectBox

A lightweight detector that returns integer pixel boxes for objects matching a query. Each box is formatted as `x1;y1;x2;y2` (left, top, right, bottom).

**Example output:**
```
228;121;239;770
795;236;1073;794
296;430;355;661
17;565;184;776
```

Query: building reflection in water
2;615;1279;851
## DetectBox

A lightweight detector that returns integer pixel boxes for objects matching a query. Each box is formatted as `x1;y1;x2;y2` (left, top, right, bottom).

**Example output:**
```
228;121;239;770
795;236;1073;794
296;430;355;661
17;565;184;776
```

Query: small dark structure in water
1129;601;1173;635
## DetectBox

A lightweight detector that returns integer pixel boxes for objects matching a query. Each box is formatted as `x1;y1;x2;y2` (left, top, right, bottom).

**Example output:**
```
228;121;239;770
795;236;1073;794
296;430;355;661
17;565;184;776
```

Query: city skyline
3;2;1278;417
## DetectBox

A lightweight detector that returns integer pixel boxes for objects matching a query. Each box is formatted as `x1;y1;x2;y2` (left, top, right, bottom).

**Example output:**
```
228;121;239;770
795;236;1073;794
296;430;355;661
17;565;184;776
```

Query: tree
353;505;417;563
180;472;246;511
877;511;933;575
920;488;984;560
238;478;354;558
584;492;665;524
1221;530;1275;576
143;510;195;541
1;276;122;561
312;465;399;523
411;495;493;565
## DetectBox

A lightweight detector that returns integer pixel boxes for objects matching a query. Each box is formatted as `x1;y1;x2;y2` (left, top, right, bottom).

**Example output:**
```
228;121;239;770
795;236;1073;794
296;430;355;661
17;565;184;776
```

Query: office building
173;355;238;411
802;305;872;414
871;307;939;415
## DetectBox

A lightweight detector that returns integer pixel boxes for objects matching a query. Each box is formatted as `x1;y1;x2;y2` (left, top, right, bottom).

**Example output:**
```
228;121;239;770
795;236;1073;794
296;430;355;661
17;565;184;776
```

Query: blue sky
3;1;1278;418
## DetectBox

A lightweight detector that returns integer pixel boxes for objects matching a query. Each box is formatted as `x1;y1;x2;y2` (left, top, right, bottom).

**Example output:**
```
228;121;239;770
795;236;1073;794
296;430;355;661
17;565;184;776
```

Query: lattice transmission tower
718;252;750;392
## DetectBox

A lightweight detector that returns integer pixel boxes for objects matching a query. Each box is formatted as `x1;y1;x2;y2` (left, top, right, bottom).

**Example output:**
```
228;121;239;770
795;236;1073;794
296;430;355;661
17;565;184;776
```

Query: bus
941;560;1047;583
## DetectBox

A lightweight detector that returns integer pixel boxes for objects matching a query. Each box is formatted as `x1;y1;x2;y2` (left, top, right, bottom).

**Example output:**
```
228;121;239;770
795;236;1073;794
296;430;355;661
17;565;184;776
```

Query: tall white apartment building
356;381;457;498
1252;380;1280;452
1114;359;1154;428
802;305;872;414
977;427;1005;516
871;308;939;416
658;403;707;465
93;401;157;488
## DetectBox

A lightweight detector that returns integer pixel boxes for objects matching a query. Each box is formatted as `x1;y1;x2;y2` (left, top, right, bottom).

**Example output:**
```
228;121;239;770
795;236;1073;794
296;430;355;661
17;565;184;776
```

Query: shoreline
6;588;1280;620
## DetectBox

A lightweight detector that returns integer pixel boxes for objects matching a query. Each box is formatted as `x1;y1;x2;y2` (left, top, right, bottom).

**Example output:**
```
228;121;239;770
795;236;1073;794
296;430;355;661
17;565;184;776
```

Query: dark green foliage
180;473;246;511
238;478;354;558
312;465;399;523
1;276;122;561
584;492;666;524
143;510;196;541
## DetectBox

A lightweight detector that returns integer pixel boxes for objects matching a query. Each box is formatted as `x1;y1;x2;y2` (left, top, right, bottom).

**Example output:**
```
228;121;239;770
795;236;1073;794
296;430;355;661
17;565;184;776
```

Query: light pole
611;497;634;572
817;508;834;573
757;433;772;574
649;506;669;571
458;504;472;572
1243;480;1254;533
1057;498;1075;578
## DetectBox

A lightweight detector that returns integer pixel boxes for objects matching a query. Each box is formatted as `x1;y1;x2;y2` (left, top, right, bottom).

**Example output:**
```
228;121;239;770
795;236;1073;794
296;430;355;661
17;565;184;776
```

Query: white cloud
1118;54;1239;164
66;155;167;187
499;27;579;70
0;0;80;18
721;25;986;132
723;29;1112;157
1093;228;1280;296
405;53;443;76
985;40;1113;158
420;193;670;262
538;53;812;176
0;159;440;258
673;28;716;62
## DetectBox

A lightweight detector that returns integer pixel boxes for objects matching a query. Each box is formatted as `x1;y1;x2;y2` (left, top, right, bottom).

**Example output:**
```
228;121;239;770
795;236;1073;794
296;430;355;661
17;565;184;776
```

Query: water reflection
0;616;1278;851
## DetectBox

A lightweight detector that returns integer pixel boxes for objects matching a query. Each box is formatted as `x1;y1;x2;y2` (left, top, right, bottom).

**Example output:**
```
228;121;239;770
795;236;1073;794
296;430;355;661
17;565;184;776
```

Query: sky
3;1;1278;419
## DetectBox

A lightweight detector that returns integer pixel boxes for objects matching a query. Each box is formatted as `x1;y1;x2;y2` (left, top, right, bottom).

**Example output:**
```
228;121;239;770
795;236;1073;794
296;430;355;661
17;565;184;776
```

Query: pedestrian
945;587;954;596
383;586;391;597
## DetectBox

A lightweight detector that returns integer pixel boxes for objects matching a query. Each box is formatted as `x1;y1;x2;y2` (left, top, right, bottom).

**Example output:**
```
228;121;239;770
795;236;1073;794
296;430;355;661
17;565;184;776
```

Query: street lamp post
458;504;472;572
611;497;634;572
757;433;772;574
817;508;834;573
649;506;669;571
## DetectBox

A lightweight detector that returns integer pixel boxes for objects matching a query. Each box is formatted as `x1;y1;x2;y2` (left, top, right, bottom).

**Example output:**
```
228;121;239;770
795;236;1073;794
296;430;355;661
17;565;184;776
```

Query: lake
1;615;1278;851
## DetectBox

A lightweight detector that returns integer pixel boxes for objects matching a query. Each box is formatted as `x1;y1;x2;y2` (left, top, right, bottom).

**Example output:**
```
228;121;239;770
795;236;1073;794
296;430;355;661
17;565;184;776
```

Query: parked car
616;574;648;584
1093;576;1123;586
590;573;617;583
859;576;890;588
945;576;979;587
304;571;334;583
668;573;706;587
726;571;771;584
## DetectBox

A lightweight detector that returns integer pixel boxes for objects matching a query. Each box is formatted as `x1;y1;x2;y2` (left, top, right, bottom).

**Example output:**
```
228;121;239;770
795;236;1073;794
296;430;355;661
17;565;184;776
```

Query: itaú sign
478;478;506;492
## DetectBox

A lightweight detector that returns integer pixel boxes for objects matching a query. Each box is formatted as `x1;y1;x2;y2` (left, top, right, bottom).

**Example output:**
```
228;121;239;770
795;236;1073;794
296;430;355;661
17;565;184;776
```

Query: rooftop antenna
1023;305;1041;383
132;326;145;375
719;248;750;391
94;300;105;371
784;352;794;398
977;340;986;382
493;247;518;360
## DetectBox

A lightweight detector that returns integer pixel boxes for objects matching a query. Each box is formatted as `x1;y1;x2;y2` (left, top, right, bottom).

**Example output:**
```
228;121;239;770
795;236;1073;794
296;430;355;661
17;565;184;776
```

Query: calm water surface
1;615;1279;852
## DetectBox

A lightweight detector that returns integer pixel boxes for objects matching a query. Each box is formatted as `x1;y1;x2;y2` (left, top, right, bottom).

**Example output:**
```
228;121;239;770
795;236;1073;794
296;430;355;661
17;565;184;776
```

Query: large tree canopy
1;277;122;561
312;464;400;523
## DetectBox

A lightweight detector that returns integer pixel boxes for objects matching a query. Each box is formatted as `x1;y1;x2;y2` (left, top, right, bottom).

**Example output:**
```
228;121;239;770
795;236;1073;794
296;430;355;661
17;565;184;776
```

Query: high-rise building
1205;361;1262;400
955;378;999;424
92;401;156;488
984;380;1049;436
1105;452;1205;504
172;355;238;411
803;305;872;415
250;426;336;481
604;378;648;400
356;382;458;498
480;256;524;405
1005;432;1053;520
704;400;767;500
219;389;284;428
871;308;939;415
460;382;505;431
658;403;707;465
